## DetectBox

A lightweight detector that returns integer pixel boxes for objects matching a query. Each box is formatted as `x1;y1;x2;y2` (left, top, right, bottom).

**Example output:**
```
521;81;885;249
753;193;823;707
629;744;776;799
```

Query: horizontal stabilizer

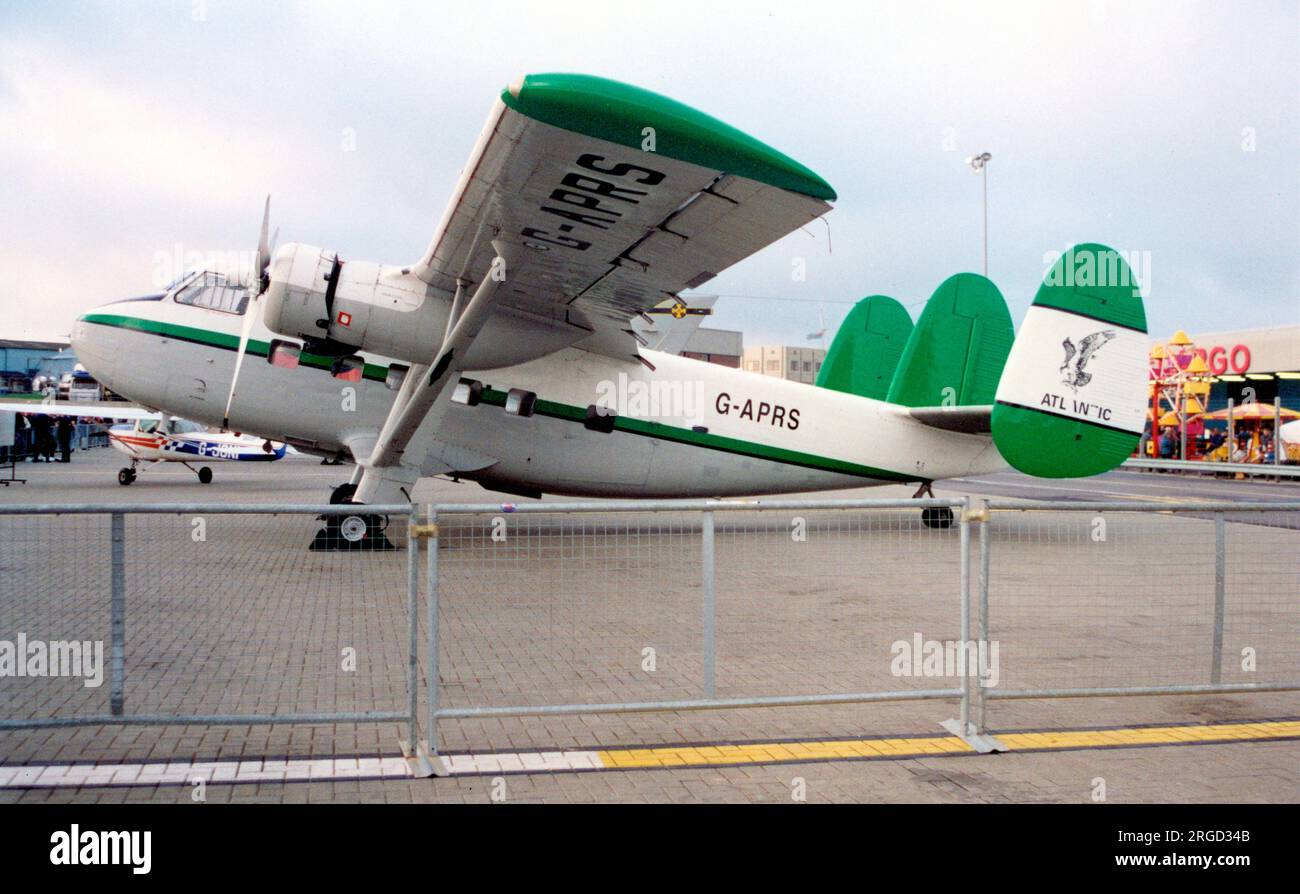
908;405;992;434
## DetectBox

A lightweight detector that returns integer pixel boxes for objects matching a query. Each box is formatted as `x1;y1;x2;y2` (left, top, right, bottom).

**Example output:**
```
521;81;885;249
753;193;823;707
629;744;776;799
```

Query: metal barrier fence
973;500;1300;737
0;504;426;763
2;497;1297;772
421;497;976;768
1123;458;1300;478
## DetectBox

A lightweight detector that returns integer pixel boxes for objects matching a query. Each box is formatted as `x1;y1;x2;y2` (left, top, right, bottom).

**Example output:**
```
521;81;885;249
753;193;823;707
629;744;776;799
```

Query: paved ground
0;446;1296;803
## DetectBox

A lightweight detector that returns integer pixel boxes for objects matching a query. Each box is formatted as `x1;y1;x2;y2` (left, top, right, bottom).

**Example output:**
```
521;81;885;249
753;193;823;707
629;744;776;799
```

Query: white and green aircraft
68;73;1149;549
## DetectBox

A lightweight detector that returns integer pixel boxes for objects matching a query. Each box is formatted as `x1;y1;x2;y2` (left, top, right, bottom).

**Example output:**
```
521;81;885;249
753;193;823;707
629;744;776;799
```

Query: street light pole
966;152;992;277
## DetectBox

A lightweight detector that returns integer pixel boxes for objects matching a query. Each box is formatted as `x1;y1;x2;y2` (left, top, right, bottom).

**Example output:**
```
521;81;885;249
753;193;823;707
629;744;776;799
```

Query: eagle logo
1060;330;1117;391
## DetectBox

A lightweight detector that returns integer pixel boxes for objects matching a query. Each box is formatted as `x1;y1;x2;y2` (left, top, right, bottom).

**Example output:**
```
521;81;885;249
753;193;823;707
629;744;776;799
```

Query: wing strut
354;245;511;502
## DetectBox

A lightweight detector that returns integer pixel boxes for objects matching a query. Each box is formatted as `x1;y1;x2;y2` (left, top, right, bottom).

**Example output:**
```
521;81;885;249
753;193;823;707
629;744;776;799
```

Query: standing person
1158;428;1175;459
30;414;52;462
56;416;75;463
13;413;29;462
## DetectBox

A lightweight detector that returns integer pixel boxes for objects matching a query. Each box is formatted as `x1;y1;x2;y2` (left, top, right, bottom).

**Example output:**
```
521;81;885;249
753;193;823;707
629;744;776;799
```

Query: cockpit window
175;271;249;315
162;270;201;293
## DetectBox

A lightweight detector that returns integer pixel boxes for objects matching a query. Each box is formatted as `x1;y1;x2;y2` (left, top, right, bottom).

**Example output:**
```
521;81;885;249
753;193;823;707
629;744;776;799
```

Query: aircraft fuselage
72;297;1007;499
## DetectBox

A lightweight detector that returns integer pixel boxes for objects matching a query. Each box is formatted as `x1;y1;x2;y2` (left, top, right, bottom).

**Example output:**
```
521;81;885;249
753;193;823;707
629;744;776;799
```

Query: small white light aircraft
104;415;285;485
0;402;286;484
64;73;1149;549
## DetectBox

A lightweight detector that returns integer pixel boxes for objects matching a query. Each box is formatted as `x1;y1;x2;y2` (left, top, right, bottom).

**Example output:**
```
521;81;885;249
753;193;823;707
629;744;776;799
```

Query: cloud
0;0;1296;341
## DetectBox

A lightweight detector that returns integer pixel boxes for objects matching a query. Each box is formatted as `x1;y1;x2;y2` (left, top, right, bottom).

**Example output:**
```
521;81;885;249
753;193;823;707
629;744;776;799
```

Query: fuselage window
174;272;249;315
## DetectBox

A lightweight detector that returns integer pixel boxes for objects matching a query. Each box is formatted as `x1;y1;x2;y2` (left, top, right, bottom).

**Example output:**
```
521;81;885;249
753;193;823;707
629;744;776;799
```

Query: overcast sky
2;0;1296;347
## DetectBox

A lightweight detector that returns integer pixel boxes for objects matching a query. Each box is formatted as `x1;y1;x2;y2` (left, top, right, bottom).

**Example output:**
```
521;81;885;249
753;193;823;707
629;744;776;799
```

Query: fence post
1211;511;1225;684
701;509;716;699
406;504;421;757
976;502;990;735
109;511;125;716
958;500;970;736
426;507;440;760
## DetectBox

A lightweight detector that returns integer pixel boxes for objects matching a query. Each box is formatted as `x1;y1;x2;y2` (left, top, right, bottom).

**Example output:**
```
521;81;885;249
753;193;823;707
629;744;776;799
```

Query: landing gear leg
913;480;953;529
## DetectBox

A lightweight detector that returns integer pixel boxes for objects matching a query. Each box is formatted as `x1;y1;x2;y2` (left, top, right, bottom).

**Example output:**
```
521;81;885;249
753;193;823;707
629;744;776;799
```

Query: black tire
198;466;213;484
921;506;954;529
329;482;359;504
117;468;135;486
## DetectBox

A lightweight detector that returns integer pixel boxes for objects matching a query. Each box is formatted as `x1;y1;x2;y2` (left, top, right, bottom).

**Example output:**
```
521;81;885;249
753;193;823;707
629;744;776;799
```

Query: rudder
886;273;1014;408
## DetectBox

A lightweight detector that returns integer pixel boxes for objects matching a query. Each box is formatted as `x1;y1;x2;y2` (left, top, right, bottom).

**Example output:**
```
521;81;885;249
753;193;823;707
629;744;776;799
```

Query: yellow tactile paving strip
594;720;1300;770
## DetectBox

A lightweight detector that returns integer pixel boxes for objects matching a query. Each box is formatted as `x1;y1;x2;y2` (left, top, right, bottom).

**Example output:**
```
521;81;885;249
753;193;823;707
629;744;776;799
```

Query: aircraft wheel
921;506;954;529
310;508;395;552
198;466;213;484
337;513;371;544
117;468;135;486
329;482;359;504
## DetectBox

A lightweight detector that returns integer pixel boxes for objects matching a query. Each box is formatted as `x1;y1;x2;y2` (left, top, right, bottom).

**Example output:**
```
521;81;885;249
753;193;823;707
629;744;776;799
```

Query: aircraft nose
71;306;118;384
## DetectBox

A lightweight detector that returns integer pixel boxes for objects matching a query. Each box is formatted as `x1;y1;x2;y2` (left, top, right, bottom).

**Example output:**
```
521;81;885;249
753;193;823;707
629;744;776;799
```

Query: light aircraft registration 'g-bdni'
65;73;1149;549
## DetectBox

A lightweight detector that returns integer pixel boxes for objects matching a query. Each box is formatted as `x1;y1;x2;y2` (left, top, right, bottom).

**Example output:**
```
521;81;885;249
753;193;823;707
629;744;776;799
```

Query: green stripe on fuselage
81;313;392;382
477;387;912;481
83;313;912;483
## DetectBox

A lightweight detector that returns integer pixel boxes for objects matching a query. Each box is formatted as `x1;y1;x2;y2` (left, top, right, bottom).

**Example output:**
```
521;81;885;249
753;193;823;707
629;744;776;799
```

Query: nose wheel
117;467;136;486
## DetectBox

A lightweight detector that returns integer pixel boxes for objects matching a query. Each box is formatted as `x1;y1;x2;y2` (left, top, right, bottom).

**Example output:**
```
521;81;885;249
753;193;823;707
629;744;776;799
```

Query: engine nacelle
261;243;584;369
261;243;442;362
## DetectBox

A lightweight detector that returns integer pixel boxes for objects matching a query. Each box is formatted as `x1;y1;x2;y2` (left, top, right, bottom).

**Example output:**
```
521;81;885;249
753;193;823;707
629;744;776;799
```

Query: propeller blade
224;196;273;430
223;290;259;430
253;195;271;291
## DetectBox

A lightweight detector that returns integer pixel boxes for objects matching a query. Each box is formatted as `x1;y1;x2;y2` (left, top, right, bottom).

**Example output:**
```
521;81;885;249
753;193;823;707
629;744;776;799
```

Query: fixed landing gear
309;481;395;551
329;482;358;504
118;461;213;485
913;481;954;529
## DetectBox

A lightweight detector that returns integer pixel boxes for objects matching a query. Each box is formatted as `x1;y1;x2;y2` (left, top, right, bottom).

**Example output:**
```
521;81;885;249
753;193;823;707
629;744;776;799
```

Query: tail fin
815;295;913;399
991;244;1148;478
886;273;1014;407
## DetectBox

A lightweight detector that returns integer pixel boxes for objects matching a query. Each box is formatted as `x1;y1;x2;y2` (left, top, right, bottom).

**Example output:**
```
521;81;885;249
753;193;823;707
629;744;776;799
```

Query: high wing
358;74;837;500
410;73;835;366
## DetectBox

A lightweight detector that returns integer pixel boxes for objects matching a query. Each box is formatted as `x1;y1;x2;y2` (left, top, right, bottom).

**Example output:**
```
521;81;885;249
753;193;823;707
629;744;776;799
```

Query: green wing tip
501;72;836;202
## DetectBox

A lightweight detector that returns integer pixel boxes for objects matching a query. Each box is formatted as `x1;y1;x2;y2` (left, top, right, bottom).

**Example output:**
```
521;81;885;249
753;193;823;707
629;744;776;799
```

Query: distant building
742;345;826;384
0;337;75;395
1157;325;1300;411
680;328;742;368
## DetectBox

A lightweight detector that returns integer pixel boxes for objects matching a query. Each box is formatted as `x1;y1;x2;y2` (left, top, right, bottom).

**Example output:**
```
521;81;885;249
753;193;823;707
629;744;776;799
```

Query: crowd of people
1155;425;1279;464
4;413;82;464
